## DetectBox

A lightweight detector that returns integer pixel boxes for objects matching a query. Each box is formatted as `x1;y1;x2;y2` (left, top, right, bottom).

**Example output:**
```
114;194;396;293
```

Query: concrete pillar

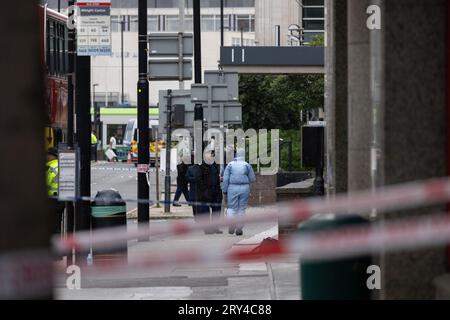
325;0;348;195
347;0;373;193
381;0;448;299
0;1;53;299
345;0;448;298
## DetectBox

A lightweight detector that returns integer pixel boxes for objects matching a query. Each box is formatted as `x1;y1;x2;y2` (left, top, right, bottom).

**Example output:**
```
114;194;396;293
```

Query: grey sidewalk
55;207;300;300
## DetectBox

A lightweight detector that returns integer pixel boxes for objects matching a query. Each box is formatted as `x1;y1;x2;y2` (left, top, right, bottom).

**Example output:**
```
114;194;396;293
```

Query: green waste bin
115;145;131;162
91;189;128;262
299;215;372;300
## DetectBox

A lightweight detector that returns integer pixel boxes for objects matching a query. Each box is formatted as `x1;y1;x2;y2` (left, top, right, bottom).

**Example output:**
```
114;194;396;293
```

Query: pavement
54;206;300;300
69;162;301;300
91;161;176;212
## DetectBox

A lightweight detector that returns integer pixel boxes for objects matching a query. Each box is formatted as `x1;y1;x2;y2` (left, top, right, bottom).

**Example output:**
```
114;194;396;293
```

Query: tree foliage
239;35;324;130
239;73;324;130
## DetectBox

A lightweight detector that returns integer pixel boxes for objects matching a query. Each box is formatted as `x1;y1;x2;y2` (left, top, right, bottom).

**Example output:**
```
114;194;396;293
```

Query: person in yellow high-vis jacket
91;130;98;162
46;148;65;234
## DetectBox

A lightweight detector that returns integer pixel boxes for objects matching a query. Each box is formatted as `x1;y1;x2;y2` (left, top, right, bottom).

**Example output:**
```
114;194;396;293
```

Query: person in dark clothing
173;161;189;206
186;161;204;218
200;150;223;235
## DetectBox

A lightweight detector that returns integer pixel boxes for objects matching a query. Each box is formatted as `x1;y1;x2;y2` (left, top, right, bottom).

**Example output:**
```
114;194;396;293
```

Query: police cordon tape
53;176;450;254
71;213;450;275
0;249;53;299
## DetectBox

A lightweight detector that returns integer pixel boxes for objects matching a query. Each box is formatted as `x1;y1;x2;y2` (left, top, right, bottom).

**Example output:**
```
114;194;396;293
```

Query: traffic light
172;104;185;127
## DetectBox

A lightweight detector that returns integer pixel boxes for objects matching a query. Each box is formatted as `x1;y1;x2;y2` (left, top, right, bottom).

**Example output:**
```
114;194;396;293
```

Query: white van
123;119;159;147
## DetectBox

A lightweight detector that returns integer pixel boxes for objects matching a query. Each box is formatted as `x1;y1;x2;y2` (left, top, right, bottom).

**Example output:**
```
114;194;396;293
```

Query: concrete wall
381;0;448;299
343;0;448;299
254;0;300;46
248;173;277;206
325;0;348;195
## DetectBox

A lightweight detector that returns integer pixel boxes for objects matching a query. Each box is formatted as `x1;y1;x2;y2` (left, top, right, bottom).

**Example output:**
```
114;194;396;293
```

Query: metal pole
313;127;325;196
66;0;76;245
58;0;61;12
275;25;281;46
178;0;185;90
288;140;293;172
193;0;201;83
241;27;244;46
137;0;150;239
220;0;224;47
155;143;160;208
68;0;75;149
74;55;92;263
121;17;125;104
165;90;173;213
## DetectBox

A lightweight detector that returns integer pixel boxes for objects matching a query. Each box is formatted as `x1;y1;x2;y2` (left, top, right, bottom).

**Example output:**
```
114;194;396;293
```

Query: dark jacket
176;163;188;186
199;162;223;203
186;164;202;202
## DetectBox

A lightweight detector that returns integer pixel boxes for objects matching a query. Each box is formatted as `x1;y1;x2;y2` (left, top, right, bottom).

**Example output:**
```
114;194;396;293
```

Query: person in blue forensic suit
222;148;256;236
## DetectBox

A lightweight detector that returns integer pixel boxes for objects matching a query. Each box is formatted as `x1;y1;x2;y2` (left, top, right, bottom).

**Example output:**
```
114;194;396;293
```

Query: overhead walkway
219;46;324;74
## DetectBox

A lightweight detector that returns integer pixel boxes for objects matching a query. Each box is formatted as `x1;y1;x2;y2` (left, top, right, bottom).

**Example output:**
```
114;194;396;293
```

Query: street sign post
76;1;111;56
58;149;78;201
148;32;193;81
148;59;192;81
148;33;193;56
204;71;239;101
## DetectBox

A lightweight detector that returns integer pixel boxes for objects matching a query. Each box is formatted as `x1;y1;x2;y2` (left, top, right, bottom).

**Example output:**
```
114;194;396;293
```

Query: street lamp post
111;17;126;105
93;83;99;132
121;16;125;104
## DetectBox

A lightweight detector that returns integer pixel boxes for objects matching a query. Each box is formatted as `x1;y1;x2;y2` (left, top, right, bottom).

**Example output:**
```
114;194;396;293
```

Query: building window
235;15;254;32
148;15;159;32
165;15;180;31
303;20;324;30
184;15;193;31
303;0;324;5
303;32;324;43
130;15;139;32
201;15;215;31
303;8;324;18
111;15;119;32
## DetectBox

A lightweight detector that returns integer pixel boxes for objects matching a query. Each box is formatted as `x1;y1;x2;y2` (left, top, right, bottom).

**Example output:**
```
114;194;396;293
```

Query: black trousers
91;144;97;161
51;199;65;235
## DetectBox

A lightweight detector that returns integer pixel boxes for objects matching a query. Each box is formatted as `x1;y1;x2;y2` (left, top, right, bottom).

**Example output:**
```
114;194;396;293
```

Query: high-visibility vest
91;133;98;145
46;159;59;197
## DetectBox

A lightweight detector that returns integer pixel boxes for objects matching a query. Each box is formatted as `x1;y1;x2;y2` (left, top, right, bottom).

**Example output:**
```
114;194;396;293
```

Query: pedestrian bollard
298;215;372;300
90;189;128;264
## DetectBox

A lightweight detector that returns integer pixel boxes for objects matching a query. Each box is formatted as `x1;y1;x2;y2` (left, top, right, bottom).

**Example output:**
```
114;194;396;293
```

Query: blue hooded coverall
222;155;256;230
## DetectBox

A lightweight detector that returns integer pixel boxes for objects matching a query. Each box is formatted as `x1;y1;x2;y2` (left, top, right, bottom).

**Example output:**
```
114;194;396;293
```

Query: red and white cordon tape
0;249;53;299
53;177;450;254
78;213;450;275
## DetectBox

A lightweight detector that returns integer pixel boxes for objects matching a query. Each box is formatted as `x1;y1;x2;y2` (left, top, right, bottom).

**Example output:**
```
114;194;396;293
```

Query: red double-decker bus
38;4;68;149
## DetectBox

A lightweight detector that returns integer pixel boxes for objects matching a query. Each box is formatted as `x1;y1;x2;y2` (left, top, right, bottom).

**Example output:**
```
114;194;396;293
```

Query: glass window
303;8;324;19
111;16;119;32
107;124;126;145
236;15;250;32
303;32;324;43
148;15;159;32
214;14;230;31
184;15;193;31
165;15;179;31
303;0;324;5
201;15;215;31
303;20;324;30
130;15;139;32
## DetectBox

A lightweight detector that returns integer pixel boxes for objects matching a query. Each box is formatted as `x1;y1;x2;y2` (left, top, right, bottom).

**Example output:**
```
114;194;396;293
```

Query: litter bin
298;215;372;300
91;189;128;262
